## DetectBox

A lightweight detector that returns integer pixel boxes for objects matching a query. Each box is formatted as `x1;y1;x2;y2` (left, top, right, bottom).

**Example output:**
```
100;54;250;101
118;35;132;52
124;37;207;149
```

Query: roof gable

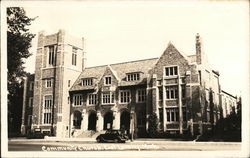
159;42;189;63
152;42;191;78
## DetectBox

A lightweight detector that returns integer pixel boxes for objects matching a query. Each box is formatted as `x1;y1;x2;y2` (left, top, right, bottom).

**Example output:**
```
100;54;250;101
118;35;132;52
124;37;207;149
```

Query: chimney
196;33;203;65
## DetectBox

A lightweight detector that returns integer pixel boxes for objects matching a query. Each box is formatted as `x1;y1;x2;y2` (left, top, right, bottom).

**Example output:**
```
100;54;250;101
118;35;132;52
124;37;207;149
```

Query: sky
6;0;249;96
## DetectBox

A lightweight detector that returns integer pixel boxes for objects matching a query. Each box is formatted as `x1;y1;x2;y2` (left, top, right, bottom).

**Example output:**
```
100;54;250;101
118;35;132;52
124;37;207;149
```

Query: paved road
8;139;241;151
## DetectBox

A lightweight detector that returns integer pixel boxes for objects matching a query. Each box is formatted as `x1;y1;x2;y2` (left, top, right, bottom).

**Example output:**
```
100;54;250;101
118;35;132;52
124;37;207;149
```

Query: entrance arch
73;110;82;129
120;110;130;132
88;111;97;130
103;112;113;130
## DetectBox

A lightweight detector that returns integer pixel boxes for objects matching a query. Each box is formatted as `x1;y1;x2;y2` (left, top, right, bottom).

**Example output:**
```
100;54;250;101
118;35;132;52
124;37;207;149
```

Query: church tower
32;30;85;137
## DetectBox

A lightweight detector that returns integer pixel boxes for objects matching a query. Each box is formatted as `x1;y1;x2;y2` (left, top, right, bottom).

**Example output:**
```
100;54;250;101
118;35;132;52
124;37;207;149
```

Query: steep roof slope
70;58;158;91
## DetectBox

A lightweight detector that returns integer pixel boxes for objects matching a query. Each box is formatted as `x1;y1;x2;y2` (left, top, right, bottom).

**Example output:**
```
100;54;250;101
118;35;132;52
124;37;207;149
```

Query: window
182;86;186;98
68;80;71;87
73;94;83;106
165;66;178;76
29;82;34;91
72;47;77;66
126;73;140;81
68;96;70;104
44;95;53;109
137;89;146;103
198;70;202;85
102;92;115;104
29;97;33;107
166;108;179;122
105;77;112;85
45;79;52;88
120;90;131;103
158;87;163;100
82;78;93;86
27;115;32;125
159;108;163;123
166;86;178;99
48;46;55;65
43;112;52;124
88;94;97;105
183;109;187;121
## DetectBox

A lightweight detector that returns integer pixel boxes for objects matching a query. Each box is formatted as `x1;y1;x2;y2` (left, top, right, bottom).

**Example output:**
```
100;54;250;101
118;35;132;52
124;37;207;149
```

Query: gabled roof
165;42;190;62
69;58;158;91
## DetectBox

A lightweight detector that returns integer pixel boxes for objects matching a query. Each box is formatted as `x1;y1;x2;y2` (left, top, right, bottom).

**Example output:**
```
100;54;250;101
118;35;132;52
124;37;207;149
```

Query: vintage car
96;130;129;143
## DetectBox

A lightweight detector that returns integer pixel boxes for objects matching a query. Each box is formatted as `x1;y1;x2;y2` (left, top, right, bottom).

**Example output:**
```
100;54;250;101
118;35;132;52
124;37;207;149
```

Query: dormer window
126;73;140;81
165;66;178;76
81;78;93;86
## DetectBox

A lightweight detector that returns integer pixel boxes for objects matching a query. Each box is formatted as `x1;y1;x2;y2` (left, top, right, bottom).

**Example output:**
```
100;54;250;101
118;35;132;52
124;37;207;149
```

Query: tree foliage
147;113;159;138
7;7;35;86
7;7;36;134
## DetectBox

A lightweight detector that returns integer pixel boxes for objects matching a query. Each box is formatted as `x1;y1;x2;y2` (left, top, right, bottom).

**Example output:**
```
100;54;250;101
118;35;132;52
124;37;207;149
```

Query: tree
147;113;159;138
7;7;36;134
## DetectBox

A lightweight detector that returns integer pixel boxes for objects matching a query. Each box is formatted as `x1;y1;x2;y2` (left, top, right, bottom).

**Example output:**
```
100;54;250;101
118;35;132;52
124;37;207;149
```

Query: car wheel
96;138;101;143
97;137;102;143
114;139;119;143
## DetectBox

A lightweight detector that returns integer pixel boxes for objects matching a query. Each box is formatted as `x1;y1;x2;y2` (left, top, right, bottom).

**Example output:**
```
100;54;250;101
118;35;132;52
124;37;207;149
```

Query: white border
1;1;249;158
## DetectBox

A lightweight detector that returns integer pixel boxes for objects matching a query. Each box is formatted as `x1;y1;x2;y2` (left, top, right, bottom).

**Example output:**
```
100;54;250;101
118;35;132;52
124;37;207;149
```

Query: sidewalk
8;137;96;142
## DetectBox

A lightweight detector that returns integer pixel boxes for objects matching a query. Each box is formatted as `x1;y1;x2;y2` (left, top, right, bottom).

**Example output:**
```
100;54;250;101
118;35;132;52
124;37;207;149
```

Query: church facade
21;30;236;138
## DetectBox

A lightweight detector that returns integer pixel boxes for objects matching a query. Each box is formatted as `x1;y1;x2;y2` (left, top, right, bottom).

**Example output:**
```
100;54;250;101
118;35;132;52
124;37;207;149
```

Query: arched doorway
120;110;130;133
73;111;82;129
88;111;97;131
103;112;113;130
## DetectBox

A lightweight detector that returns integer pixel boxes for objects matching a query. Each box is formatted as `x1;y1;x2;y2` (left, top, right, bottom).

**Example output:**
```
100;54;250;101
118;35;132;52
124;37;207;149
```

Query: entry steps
74;130;106;138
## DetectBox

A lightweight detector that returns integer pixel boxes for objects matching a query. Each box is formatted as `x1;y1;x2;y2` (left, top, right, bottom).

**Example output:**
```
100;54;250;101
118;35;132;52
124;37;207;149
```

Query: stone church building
21;30;236;138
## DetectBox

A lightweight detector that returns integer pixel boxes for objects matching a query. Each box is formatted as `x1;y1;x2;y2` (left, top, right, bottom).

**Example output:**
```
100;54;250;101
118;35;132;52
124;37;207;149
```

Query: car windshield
106;130;120;134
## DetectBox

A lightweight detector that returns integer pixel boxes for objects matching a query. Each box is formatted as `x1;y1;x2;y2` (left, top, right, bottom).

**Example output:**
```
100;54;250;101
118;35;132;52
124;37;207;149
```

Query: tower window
72;47;77;66
28;115;33;125
48;46;55;66
43;113;52;124
29;82;34;91
44;95;53;109
68;80;71;87
29;97;33;107
45;79;52;88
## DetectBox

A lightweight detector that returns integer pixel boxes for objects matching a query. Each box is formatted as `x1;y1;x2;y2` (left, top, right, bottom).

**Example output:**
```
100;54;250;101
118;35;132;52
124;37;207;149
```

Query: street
8;138;241;151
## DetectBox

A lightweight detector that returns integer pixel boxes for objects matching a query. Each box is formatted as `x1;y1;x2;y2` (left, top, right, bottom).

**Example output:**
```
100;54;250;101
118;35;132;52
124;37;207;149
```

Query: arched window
73;111;82;129
104;112;113;130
